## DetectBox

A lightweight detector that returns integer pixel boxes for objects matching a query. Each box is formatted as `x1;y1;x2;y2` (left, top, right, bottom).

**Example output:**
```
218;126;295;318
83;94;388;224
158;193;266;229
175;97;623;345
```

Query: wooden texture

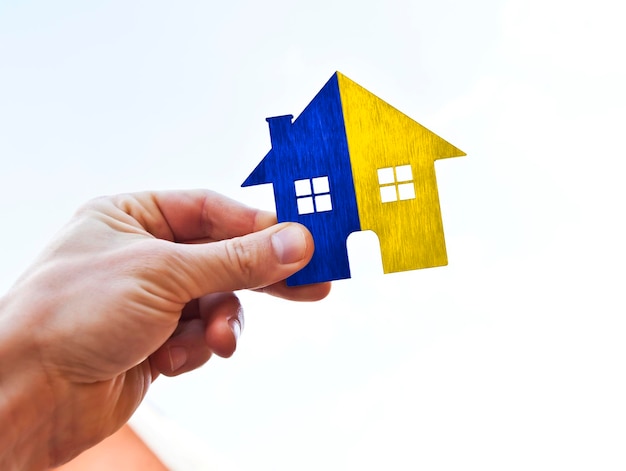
242;72;465;286
337;72;466;273
243;74;360;285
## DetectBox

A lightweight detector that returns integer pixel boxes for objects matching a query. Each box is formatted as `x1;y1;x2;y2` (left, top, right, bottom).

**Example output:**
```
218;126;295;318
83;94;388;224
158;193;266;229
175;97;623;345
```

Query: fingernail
168;346;188;372
229;318;242;341
271;226;306;264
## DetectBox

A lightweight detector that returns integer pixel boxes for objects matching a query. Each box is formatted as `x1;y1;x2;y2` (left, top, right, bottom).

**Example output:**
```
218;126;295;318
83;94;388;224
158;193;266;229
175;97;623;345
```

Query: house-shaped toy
243;72;465;286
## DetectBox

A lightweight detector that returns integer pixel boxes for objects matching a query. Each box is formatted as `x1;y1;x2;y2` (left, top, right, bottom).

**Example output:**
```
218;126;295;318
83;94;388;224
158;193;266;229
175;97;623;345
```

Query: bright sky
1;1;625;470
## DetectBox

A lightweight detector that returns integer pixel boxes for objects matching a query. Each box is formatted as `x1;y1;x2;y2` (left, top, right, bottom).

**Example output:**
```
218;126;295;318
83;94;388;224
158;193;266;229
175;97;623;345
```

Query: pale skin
0;190;330;470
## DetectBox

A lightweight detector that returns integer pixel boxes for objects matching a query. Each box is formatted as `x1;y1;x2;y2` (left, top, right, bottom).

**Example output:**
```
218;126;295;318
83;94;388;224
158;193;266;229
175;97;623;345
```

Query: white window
294;176;333;215
377;164;416;203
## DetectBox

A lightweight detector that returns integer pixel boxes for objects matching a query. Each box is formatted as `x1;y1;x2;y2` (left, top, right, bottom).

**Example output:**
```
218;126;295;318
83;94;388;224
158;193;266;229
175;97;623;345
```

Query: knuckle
224;237;256;284
73;195;108;217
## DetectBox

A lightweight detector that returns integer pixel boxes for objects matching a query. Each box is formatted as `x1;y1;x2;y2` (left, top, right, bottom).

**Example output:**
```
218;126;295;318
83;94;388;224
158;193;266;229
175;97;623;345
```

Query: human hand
0;190;330;469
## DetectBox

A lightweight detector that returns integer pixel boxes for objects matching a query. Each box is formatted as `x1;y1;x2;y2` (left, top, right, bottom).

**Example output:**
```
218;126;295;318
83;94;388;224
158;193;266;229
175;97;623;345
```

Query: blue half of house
242;74;361;286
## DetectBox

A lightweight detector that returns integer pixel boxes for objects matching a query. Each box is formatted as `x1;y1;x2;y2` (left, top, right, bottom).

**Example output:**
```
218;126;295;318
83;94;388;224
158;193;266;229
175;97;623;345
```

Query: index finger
112;189;277;242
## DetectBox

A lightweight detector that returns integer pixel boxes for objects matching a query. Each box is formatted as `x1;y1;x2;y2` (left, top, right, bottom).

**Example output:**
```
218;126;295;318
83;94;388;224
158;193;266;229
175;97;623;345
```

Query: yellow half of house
337;72;466;273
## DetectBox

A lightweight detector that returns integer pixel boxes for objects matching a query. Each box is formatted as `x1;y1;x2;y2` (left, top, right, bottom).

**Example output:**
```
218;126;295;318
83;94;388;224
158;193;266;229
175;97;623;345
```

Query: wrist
0;290;58;470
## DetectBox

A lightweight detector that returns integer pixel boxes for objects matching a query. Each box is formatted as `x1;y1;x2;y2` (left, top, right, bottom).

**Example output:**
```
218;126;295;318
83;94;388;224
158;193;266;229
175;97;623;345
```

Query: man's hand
0;190;330;470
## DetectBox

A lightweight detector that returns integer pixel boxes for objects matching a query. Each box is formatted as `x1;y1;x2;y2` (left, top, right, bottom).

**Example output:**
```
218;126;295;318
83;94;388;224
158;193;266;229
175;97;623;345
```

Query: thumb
176;222;314;296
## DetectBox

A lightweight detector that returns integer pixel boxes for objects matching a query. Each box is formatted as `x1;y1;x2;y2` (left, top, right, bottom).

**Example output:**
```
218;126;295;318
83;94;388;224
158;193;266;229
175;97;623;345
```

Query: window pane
312;176;330;194
294;179;312;197
398;182;416;200
315;194;332;212
380;185;397;203
395;164;413;182
377;167;395;185
297;196;314;214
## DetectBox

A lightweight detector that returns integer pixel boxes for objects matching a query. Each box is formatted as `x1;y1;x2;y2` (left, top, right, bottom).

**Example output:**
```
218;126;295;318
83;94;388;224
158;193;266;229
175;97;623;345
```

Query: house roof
242;72;348;188
242;72;465;189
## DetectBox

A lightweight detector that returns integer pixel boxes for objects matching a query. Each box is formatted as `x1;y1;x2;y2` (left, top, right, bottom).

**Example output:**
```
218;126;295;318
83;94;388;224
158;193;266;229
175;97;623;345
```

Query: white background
1;1;625;469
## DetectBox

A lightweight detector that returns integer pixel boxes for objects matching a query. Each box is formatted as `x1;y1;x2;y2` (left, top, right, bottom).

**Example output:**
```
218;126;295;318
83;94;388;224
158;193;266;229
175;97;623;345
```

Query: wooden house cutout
243;72;465;286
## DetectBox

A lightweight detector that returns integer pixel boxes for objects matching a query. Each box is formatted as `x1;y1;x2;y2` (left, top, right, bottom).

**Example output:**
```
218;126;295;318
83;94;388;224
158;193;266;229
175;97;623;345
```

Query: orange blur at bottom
51;424;168;471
